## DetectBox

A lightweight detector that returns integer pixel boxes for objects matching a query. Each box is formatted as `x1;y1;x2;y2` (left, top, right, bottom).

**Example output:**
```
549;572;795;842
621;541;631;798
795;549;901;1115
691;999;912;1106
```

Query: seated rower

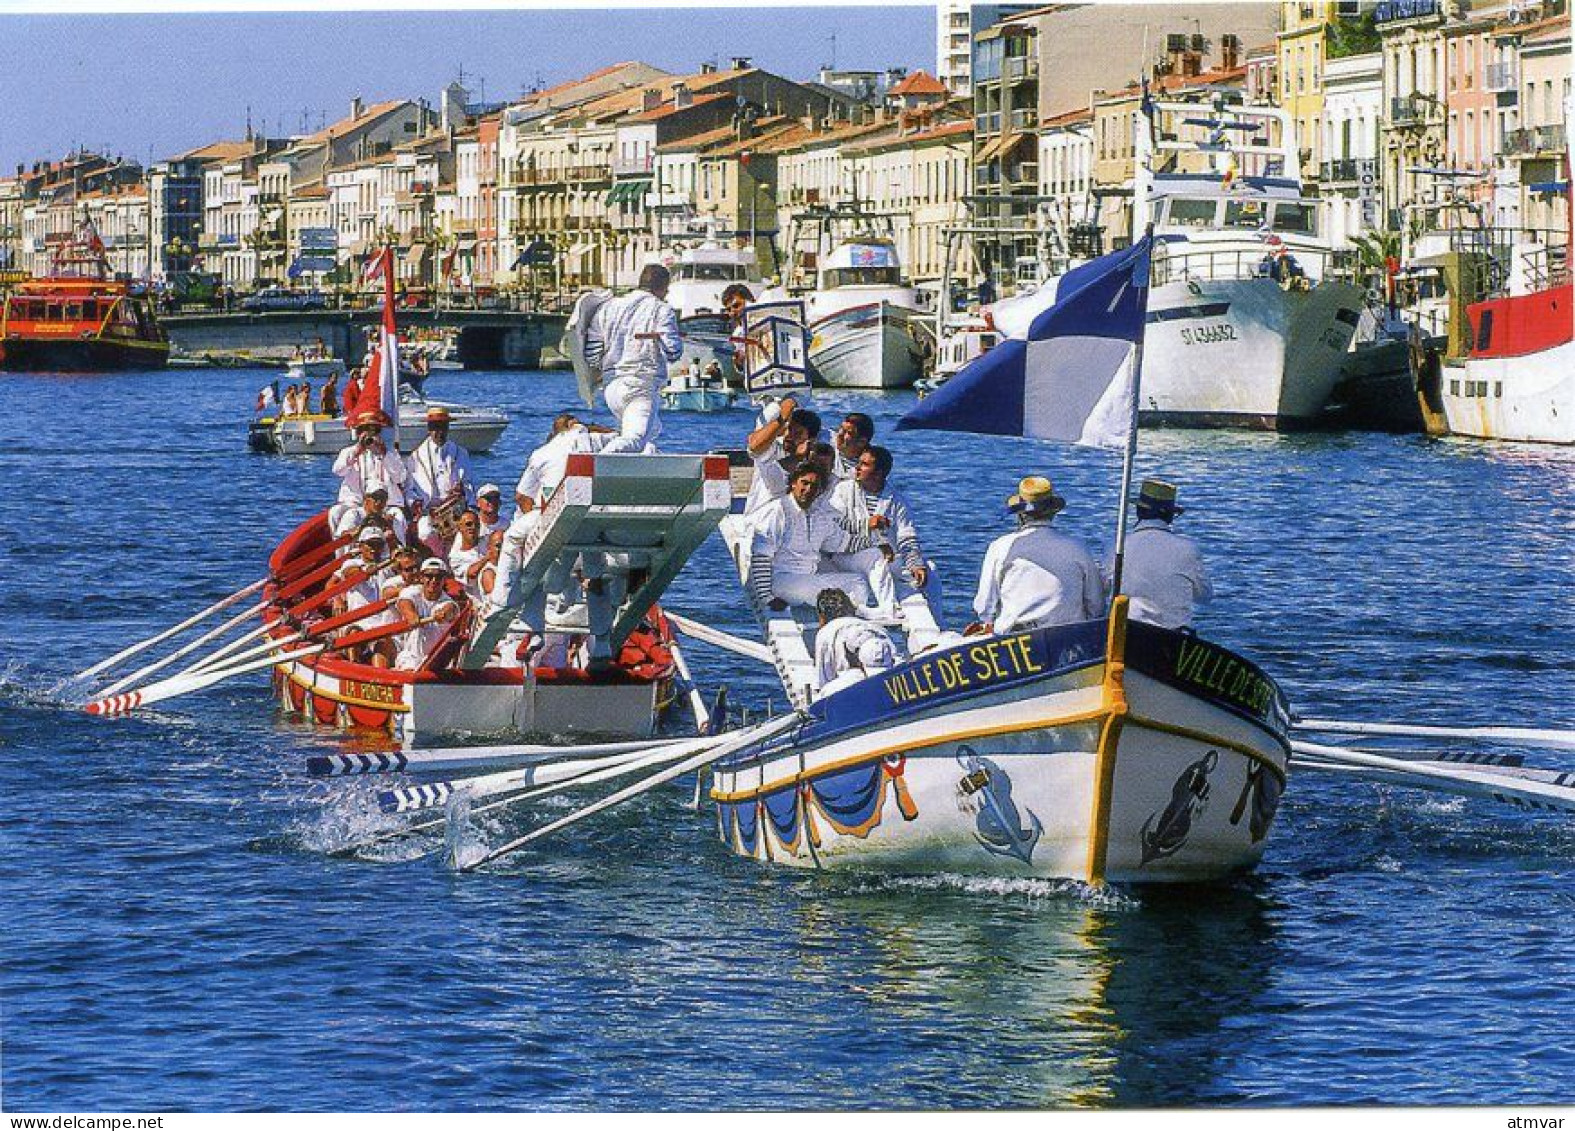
447;509;493;602
333;528;396;667
812;588;897;690
331;485;409;544
818;635;899;700
394;557;461;671
474;483;507;541
743;398;821;515
826;445;935;619
748;463;874;612
330;410;408;535
1112;478;1213;630
380;546;422;605
969;476;1105;636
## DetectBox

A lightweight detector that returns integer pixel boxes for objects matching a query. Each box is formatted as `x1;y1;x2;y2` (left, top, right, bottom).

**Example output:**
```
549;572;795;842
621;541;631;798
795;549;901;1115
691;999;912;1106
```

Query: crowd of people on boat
311;262;1214;692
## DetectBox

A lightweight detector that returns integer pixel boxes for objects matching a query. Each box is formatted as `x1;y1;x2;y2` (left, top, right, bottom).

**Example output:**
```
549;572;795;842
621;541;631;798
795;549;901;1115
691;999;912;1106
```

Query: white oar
380;741;702;815
668;636;710;734
306;736;692;778
84;642;326;717
1295;718;1575;752
73;578;266;681
455;710;803;871
663;610;774;665
97;601;264;696
337;730;736;855
1290;739;1575;814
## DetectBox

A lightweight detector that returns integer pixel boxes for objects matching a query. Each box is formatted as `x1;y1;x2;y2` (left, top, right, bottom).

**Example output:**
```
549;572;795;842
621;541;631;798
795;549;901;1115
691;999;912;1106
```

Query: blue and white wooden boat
710;601;1290;885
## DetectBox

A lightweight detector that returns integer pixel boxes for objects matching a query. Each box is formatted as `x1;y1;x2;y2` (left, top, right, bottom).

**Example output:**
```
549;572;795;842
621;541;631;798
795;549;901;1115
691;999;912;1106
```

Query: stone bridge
163;308;566;369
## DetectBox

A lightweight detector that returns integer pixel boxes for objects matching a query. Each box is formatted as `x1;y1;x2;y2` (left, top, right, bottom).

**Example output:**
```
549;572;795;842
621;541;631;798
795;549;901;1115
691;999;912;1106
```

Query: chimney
642;88;662;112
700;61;717;74
674;82;692;109
731;56;752;71
1221;34;1240;71
351;96;365;120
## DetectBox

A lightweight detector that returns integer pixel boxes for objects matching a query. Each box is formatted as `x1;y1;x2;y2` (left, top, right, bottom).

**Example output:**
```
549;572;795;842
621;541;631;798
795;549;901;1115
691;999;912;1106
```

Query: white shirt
447;536;490;598
395;583;458;669
744;439;793;515
814;614;893;686
974;520;1106;633
585;289;683;388
1115;519;1214;630
515;424;614;509
330;505;408;545
748;495;867;606
332;442;409;507
827;478;923;573
406;436;473;506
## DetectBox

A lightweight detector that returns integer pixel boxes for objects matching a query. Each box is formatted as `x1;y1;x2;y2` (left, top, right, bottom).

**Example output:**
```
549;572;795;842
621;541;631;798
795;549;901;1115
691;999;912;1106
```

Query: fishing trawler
0;220;169;371
993;100;1361;429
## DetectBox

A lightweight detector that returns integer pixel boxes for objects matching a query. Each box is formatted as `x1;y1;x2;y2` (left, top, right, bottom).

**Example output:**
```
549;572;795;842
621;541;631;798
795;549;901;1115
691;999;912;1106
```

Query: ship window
1165;198;1218;228
827;266;902;287
1224;200;1269;229
63;302;81;321
46;302;62;320
1475;309;1493;351
1494;382;1502;397
1271;203;1317;235
1450;380;1460;395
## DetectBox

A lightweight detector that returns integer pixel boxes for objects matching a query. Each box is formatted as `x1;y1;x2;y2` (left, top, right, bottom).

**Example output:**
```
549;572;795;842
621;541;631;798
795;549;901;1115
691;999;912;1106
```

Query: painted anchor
956;745;1042;864
1140;749;1217;865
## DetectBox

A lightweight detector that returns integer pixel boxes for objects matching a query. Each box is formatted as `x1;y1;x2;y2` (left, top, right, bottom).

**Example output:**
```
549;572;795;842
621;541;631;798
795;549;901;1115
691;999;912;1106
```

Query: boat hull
809;302;927;390
251;408;509;455
661;387;737;413
1135;276;1362;429
1440;340;1575;444
711;614;1290;885
0;335;170;371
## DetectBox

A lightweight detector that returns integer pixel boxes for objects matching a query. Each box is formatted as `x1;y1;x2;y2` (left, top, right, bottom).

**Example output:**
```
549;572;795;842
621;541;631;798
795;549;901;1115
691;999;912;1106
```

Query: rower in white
812;588;897;696
406;405;474;550
329;409;409;536
749;463;876;611
830;412;874;480
826;444;936;619
584;263;683;454
395;557;460;671
334;527;396;667
1113;478;1213;630
474;484;507;541
743;399;820;515
332;485;408;545
969;475;1105;636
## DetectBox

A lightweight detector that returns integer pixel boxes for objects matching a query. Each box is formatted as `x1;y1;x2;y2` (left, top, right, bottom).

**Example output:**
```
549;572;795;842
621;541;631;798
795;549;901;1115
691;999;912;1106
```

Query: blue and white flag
898;236;1152;450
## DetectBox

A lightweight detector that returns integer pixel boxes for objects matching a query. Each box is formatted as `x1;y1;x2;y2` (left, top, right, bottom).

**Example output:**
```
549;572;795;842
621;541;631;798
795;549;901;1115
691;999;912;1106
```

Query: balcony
1388;95;1437;127
611;156;653;176
1484;60;1518;93
1010;108;1038;131
1003;56;1038;82
1007;162;1040;188
974;112;1003;136
1321;158;1361;183
1504;124;1567;156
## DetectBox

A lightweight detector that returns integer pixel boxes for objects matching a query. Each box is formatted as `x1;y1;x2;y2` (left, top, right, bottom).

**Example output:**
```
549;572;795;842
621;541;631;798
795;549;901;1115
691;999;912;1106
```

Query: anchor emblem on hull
956;746;1042;864
1139;749;1218;866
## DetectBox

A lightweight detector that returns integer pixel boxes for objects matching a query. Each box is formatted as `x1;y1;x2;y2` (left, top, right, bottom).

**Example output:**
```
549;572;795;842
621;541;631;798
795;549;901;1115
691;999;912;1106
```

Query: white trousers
829;549;943;619
601;375;662;454
772;568;871;610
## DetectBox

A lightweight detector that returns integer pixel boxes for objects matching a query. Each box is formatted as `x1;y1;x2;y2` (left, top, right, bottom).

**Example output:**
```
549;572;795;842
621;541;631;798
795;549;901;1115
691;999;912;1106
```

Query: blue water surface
1;364;1572;1110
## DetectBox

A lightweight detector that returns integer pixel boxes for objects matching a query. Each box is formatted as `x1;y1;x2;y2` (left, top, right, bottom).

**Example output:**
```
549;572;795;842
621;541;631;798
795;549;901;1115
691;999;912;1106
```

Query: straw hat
1136;478;1184;517
1006;476;1066;517
353;408;392;430
426;405;451;425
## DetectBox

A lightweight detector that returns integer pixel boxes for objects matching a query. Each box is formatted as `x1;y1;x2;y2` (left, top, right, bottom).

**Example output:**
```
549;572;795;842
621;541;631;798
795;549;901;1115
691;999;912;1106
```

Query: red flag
347;246;400;445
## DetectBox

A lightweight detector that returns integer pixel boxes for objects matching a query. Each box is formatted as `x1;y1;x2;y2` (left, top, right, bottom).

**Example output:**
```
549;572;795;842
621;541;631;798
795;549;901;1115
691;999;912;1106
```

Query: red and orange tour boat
0;220;169;371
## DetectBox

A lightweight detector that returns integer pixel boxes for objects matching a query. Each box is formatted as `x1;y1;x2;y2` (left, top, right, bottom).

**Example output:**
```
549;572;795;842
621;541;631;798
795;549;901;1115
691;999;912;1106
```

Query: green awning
606;178;652;206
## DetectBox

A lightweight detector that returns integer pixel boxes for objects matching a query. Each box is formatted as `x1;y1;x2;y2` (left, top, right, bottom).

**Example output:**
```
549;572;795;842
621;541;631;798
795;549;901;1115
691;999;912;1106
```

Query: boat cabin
818;241;906;290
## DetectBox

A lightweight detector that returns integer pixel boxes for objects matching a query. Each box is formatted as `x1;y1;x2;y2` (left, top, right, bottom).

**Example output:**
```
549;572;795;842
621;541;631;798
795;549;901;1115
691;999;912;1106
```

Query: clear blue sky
0;4;934;173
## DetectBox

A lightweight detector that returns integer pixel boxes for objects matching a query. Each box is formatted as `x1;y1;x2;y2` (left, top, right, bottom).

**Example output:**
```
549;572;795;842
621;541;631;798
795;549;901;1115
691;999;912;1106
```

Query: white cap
477;483;501;498
357;527;386;544
857;636;896;673
419;557;449;575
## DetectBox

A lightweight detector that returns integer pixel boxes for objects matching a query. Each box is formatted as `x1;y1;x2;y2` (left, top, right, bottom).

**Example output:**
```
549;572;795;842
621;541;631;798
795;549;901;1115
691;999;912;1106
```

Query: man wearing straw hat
406;405;474;550
1114;478;1213;630
968;476;1104;636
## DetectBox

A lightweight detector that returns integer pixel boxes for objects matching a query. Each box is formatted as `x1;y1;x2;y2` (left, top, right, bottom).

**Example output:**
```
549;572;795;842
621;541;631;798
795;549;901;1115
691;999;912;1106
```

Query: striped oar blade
1291;740;1575;815
84;643;325;716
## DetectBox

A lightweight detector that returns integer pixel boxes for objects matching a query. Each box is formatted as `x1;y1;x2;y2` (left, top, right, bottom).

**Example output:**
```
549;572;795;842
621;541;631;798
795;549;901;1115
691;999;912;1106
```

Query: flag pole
1108;223;1155;602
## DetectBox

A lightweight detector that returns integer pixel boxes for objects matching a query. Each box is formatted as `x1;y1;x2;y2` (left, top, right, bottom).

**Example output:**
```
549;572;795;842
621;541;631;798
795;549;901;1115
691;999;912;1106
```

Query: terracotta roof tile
888;70;948;97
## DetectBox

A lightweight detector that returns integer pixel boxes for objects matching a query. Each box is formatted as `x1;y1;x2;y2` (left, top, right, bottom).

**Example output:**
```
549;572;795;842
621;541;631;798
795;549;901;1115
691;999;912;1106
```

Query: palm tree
1349;228;1402;296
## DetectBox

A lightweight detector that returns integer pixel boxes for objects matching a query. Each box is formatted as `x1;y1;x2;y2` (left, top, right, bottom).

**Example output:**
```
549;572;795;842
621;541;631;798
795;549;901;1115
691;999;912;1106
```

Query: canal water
1;364;1572;1110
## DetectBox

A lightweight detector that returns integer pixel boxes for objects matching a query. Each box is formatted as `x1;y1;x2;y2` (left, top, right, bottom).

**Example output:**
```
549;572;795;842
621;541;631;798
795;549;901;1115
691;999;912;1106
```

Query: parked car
241;287;328;312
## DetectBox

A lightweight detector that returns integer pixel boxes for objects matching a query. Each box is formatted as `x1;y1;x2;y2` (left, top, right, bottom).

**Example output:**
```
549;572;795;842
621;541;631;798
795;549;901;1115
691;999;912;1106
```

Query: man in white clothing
585;264;683;454
743;399;821;515
831;412;874;480
475;483;507;541
329;410;409;535
749;464;874;611
406;405;474;548
826;445;934;617
395;557;461;671
812;588;896;689
970;476;1105;636
330;485;409;545
1113;479;1213;630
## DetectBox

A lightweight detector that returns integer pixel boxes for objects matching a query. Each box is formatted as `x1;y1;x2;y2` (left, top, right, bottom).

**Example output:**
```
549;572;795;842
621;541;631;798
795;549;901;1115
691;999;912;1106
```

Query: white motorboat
802;239;931;390
285;353;344;385
920;321;1001;395
658;236;764;319
661;360;737;413
994;102;1363;429
249;386;509;456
